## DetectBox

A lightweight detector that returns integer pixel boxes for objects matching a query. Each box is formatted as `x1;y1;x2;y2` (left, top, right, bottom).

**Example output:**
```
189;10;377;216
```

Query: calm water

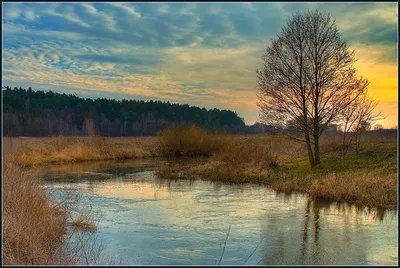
39;159;398;265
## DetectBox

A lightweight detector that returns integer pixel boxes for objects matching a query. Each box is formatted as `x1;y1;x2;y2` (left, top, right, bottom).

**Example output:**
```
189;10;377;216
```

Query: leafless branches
257;10;372;167
338;94;384;156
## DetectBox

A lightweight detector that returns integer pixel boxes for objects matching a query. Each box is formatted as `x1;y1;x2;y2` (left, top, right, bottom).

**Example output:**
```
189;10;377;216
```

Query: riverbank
4;136;157;167
4;132;398;211
2;155;74;265
3;143;103;265
155;133;397;210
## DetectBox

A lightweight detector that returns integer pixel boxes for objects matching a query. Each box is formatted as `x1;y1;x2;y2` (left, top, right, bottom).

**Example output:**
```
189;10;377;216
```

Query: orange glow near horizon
354;50;398;128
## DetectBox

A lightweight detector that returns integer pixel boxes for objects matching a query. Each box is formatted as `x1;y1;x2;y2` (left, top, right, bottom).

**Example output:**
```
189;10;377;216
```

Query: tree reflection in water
258;196;394;265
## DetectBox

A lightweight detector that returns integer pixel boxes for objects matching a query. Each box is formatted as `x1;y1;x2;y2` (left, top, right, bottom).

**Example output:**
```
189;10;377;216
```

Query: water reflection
41;159;398;265
258;196;397;265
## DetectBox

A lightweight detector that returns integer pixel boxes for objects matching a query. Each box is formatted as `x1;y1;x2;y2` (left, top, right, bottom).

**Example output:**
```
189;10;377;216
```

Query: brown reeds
157;125;225;157
2;156;74;265
310;171;397;209
15;136;151;167
156;129;279;183
72;216;98;232
154;127;397;209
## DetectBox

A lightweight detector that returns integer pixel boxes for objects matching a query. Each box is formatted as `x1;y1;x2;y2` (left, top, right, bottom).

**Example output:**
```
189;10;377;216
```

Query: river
38;159;398;265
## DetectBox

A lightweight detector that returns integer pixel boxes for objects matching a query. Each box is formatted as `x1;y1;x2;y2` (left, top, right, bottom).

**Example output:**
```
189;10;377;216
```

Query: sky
2;2;398;127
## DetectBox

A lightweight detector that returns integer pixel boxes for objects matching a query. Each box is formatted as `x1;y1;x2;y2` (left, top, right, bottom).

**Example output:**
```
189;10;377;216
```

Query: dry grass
213;141;278;168
157;125;226;157
156;128;295;182
72;217;97;232
272;175;312;193
155;131;397;209
319;134;347;154
2;155;74;265
10;136;154;167
156;135;281;183
310;171;397;210
190;141;278;182
2;139;106;265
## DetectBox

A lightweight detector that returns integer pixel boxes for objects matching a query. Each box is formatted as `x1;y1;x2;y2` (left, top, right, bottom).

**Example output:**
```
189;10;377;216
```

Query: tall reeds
2;139;105;265
157;125;225;157
2;156;73;265
310;171;397;209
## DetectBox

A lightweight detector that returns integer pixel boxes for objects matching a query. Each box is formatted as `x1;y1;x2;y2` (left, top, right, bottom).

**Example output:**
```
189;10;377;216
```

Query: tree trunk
313;116;321;166
342;122;348;146
314;134;320;165
355;130;361;157
305;132;315;167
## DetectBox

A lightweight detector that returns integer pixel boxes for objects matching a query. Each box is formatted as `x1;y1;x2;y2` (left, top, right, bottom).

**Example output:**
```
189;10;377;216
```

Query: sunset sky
2;2;398;127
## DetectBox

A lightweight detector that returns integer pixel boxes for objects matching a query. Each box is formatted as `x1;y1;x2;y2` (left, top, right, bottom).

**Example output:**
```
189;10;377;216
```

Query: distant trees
245;122;276;134
82;118;98;136
2;86;246;137
3;112;21;136
374;124;383;131
257;10;370;167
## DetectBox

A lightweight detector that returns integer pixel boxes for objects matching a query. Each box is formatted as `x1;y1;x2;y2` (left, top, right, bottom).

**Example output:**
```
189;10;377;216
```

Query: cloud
106;3;141;20
2;2;398;127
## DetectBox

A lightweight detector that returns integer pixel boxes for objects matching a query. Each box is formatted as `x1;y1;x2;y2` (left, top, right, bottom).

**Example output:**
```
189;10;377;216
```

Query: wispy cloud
2;2;398;127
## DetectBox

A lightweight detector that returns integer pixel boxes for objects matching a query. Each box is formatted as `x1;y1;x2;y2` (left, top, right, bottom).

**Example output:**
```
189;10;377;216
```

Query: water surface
40;159;398;265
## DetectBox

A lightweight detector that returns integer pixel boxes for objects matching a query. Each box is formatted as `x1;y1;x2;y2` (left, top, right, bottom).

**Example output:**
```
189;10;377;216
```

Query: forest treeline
2;86;255;137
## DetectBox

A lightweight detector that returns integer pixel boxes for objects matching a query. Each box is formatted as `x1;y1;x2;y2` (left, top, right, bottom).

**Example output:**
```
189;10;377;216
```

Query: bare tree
257;10;369;167
339;94;383;156
339;96;359;148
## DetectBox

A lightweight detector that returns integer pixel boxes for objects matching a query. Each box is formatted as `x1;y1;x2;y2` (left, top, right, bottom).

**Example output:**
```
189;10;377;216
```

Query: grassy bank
2;155;74;265
5;136;156;167
3;141;103;265
4;127;398;211
155;128;398;210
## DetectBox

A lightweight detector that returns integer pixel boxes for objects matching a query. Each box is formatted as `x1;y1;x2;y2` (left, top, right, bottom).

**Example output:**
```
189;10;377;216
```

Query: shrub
157;125;225;157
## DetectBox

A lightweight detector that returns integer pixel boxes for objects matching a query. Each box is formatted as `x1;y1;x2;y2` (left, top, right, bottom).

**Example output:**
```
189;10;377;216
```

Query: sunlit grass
12;136;152;167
